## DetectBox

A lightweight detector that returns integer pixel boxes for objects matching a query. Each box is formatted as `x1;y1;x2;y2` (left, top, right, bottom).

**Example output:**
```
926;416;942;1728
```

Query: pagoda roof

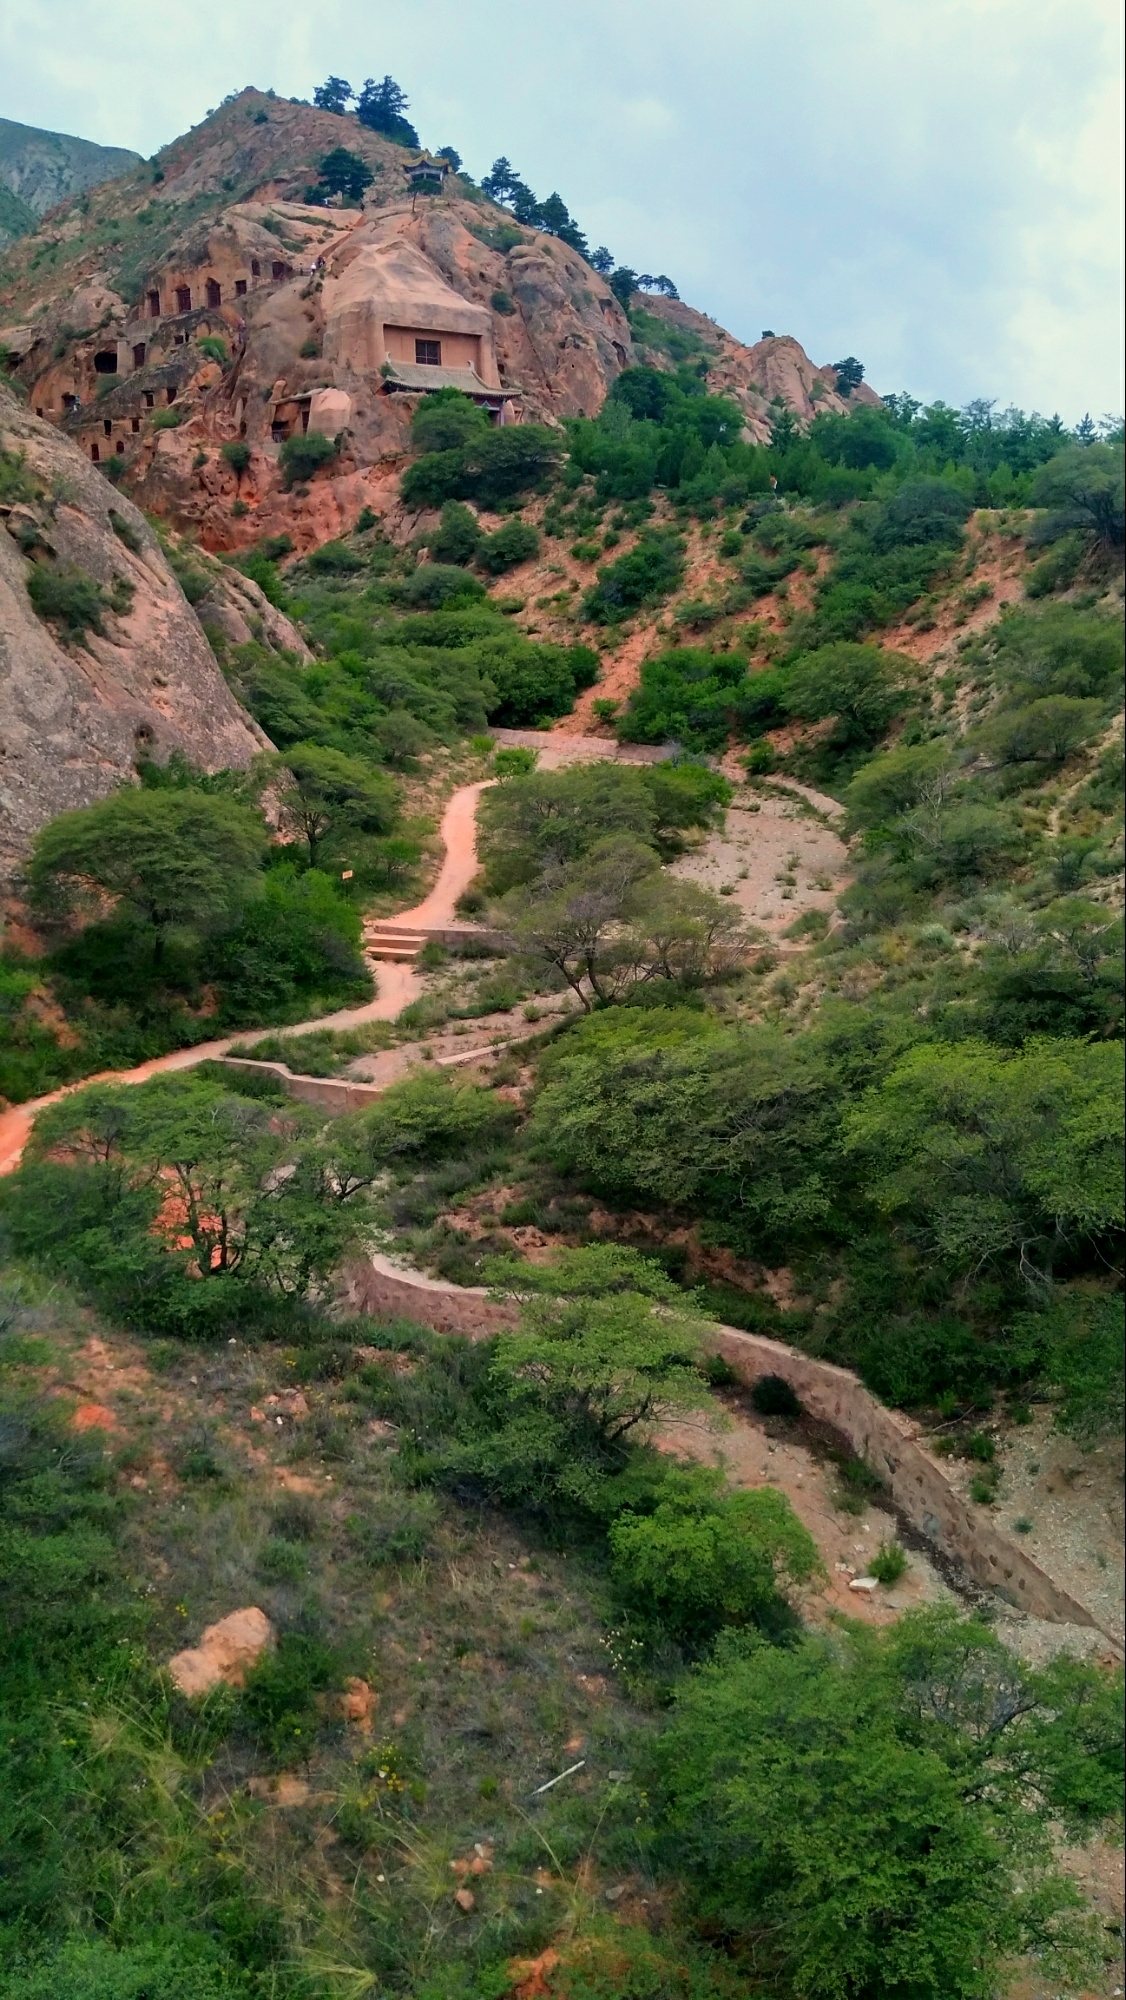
382;361;519;398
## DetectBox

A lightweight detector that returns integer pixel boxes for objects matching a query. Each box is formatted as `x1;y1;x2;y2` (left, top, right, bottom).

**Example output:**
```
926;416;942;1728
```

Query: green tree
832;355;865;397
498;835;660;1008
447;1245;714;1510
783;641;913;743
279;431;338;489
477;762;660;892
313;76;354;114
427;500;481;566
355;76;418;146
315;146;373;203
1031;443;1125;549
26;1071;352;1297
845;741;956;828
644;1610;1120;1999
475;518;541;574
528;1008;836;1242
972;695;1106;765
843;1037;1124;1287
582;532;686;624
269;743;398;866
410;389;490;456
26;791;266;967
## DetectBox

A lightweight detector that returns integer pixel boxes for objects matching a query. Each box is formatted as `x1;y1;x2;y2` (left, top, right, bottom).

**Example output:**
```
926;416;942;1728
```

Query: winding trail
0;781;491;1176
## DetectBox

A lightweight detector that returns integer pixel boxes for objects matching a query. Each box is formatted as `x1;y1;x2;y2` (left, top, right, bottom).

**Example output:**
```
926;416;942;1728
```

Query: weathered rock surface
1;86;881;557
168;1606;275;1697
636;297;882;440
0;389;267;871
0;115;139;248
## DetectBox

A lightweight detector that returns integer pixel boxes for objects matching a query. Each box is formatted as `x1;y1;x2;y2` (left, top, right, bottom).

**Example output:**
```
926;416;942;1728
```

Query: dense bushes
2;783;370;1098
582;530;686;623
401;416;561;512
642;1611;1122;1998
527;1000;1125;1410
476;757;730;893
278;430;338;488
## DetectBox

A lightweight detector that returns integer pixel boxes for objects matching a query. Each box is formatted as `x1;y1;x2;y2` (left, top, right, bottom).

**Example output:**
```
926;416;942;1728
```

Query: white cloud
1;0;1120;417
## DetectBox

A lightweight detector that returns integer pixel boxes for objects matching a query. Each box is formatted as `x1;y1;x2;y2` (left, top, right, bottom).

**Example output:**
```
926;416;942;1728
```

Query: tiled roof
382;362;519;396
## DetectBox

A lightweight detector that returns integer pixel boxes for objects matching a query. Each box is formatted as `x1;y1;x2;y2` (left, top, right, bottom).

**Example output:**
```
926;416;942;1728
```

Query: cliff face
0;87;883;559
0;390;266;872
0;117;139;248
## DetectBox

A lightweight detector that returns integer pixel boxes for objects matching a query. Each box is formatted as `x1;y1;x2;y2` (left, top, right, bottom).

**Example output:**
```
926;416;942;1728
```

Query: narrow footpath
0;780;491;1175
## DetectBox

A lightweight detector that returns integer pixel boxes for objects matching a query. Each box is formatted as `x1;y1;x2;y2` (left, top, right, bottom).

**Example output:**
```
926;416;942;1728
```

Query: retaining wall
218;1017;562;1114
343;1253;1117;1644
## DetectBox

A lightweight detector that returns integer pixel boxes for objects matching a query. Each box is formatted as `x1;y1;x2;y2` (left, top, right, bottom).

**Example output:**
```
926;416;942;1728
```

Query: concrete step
364;927;427;961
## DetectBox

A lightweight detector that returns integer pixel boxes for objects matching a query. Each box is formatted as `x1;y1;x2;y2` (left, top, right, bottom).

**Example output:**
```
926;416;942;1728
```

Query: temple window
91;442;100;460
133;342;146;367
415;339;442;366
251;259;261;277
206;279;221;308
148;291;161;318
175;286;192;313
271;261;288;281
103;418;113;436
93;349;118;374
144;391;155;408
235;278;247;296
131;416;141;433
116;440;125;454
166;387;176;404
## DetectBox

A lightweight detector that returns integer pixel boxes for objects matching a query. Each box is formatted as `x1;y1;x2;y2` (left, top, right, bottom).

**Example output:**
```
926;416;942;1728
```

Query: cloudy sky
3;0;1122;421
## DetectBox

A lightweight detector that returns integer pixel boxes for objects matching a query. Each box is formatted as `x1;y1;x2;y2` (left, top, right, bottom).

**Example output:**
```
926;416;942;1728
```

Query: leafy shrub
279;430;338;489
870;478;971;551
476;518;541;573
255;1536;308;1582
401;423;561;511
26;564;106;643
608;1475;817;1650
399;563;485;610
239;1632;336;1759
582;531;686;624
643;1611;1120;1999
306;538;364;574
151;407;182;429
427;500;481;566
196;336;227;364
108;507;143;552
750;1373;803;1418
868;1540;907;1583
220;439;251;476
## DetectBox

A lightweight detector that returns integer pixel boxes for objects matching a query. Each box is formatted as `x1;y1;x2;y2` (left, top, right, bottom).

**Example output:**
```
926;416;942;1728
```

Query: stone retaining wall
343;1253;1118;1646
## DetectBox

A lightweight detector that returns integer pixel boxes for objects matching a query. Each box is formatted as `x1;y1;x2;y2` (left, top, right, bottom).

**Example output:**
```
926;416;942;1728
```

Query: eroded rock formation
0;389;267;871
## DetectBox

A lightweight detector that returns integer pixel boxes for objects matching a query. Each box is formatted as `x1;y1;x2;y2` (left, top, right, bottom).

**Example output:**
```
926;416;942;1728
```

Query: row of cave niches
142;261;294;320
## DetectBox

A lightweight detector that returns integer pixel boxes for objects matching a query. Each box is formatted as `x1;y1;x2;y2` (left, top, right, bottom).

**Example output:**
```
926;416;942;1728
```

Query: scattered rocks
339;1676;377;1734
167;1605;274;1697
71;1401;116;1431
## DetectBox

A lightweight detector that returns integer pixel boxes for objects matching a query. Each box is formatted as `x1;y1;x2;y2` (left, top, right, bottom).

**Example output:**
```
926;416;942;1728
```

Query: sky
2;0;1122;423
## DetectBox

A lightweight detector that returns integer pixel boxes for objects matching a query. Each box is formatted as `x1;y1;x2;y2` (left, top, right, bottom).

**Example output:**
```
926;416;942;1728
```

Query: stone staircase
363;923;429;962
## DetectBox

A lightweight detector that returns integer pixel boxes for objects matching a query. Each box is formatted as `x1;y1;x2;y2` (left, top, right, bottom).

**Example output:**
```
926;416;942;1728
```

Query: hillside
0;72;1123;2000
0;115;139;248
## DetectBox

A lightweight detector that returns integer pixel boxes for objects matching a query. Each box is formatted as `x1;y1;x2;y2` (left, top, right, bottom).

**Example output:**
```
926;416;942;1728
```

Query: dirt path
0;781;492;1175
